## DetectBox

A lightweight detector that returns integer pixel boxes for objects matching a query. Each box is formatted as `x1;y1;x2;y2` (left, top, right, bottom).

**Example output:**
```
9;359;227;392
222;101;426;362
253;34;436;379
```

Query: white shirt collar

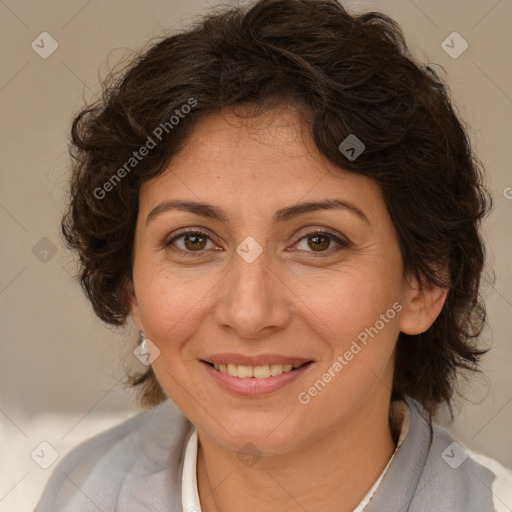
182;400;410;512
182;428;201;512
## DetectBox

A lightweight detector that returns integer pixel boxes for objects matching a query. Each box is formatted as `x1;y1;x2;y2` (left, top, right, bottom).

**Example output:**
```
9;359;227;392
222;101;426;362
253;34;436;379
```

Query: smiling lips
201;357;313;397
200;353;313;396
202;353;312;379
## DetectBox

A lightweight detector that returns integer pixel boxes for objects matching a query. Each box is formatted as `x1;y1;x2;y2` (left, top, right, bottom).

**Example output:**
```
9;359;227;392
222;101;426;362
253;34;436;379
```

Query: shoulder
464;449;512;512
34;399;193;512
408;398;512;512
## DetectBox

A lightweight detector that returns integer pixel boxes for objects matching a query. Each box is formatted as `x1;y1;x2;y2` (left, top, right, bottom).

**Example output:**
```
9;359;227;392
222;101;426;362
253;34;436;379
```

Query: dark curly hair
61;0;492;415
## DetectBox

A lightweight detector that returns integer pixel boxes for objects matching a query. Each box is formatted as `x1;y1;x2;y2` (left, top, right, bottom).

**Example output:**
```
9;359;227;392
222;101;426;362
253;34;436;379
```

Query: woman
35;0;512;510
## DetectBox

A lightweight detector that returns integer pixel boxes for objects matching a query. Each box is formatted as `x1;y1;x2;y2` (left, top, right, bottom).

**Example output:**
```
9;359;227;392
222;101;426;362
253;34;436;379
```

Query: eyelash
164;228;350;258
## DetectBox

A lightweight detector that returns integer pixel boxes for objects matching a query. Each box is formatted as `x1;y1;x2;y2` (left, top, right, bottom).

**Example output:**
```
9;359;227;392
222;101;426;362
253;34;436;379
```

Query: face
128;105;435;456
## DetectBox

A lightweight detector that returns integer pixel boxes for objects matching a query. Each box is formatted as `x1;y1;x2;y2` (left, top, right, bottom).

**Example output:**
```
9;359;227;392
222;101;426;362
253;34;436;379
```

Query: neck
196;397;397;512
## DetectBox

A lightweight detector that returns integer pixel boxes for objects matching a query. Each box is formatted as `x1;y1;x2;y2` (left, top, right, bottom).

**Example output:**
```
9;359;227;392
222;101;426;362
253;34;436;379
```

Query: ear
399;272;448;335
125;278;144;332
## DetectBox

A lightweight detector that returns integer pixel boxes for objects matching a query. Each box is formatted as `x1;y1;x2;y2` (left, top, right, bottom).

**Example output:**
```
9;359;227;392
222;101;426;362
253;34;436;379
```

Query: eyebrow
146;198;370;226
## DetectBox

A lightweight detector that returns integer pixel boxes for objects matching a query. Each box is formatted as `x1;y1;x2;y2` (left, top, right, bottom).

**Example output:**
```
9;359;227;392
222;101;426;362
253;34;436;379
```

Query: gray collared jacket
35;397;511;511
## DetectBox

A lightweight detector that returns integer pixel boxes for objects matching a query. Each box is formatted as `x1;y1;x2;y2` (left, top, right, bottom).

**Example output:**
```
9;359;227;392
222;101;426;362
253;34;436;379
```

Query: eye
164;228;350;258
164;230;216;256
292;229;349;256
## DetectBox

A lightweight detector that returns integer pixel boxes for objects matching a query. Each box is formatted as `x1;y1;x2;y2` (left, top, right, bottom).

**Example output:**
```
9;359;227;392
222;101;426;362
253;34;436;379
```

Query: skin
128;104;447;512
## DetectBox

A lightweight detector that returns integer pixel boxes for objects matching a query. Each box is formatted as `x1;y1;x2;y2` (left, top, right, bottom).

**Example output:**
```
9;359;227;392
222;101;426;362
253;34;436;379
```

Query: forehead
139;106;383;221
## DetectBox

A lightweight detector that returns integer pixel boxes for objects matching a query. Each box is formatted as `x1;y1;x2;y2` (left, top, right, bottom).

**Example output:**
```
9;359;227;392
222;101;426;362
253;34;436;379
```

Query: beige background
1;0;511;508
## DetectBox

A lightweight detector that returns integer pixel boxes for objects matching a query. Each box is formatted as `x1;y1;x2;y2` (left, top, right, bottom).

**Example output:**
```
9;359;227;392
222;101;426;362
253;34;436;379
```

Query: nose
213;245;292;340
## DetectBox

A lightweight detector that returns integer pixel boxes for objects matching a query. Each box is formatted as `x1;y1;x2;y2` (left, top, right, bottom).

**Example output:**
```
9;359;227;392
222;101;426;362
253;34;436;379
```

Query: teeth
213;362;302;378
270;364;284;376
237;365;253;378
253;365;271;378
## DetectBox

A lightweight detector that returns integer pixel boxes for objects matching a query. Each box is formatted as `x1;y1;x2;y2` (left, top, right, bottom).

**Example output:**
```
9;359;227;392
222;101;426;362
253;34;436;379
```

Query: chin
200;411;307;457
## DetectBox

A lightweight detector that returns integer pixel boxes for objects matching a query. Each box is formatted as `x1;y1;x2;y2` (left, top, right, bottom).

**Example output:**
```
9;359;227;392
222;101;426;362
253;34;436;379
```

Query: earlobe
399;273;448;335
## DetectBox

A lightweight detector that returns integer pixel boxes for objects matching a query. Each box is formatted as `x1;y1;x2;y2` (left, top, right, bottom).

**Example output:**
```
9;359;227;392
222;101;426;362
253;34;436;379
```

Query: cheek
297;276;401;412
133;261;222;357
291;264;402;346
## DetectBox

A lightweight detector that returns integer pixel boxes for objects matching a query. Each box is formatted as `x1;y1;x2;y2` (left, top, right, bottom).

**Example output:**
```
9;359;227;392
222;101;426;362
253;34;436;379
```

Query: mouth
200;358;314;397
200;360;312;379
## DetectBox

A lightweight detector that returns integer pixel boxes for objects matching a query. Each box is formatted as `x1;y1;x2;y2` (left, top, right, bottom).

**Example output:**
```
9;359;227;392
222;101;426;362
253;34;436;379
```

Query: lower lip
201;361;313;397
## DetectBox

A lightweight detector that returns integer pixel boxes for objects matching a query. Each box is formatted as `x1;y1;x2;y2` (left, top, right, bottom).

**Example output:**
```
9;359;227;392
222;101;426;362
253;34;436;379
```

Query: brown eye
306;234;331;251
182;233;208;251
293;229;349;256
165;230;214;255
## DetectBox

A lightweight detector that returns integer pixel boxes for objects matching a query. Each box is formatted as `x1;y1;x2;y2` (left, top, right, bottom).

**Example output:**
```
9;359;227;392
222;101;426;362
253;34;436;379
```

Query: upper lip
201;353;313;366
